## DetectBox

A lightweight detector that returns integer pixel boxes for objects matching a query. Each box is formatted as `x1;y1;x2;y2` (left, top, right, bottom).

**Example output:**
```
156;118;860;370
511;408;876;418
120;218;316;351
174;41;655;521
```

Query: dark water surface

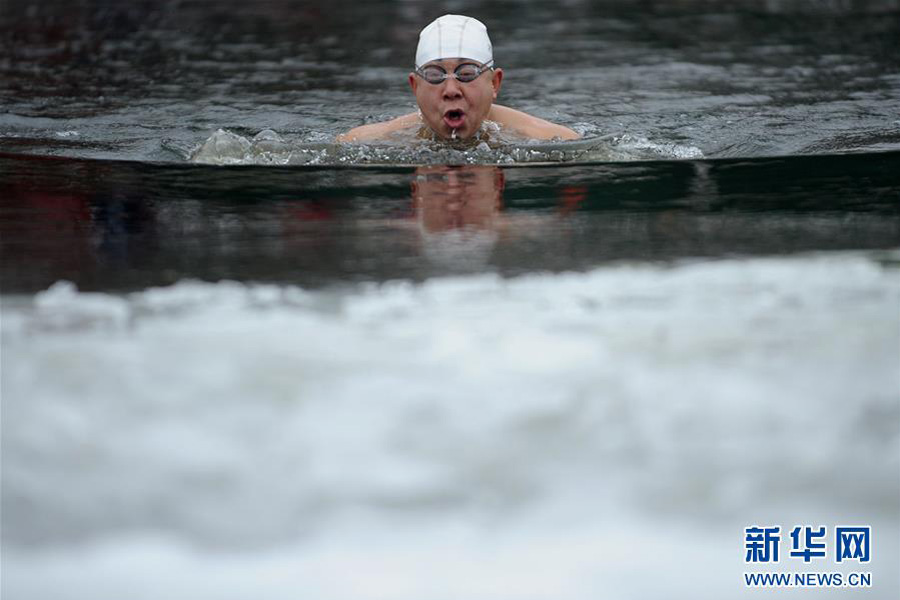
2;0;899;291
2;0;900;160
2;150;899;293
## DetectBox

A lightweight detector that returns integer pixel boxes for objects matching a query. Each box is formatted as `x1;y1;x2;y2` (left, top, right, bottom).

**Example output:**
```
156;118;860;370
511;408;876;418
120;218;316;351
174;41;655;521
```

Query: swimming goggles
415;61;494;85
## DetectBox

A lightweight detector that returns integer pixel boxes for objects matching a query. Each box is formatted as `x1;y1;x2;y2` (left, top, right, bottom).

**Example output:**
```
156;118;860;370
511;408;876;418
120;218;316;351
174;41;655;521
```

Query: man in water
337;15;580;143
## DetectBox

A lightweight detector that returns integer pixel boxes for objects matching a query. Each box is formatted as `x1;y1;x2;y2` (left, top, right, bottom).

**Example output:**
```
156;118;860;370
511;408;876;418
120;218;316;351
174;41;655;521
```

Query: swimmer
337;15;580;143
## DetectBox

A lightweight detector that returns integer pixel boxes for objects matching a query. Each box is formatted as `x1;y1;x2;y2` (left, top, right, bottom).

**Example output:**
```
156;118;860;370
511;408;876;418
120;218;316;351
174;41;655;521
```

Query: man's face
409;59;503;140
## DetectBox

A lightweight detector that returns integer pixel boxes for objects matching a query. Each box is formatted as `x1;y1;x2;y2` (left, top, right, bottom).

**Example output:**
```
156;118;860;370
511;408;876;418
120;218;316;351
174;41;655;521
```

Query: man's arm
335;112;421;142
488;105;581;140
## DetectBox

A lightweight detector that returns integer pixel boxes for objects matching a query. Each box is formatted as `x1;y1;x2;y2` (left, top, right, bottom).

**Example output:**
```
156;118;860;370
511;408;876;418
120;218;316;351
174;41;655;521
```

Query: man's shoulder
336;113;422;142
488;105;580;140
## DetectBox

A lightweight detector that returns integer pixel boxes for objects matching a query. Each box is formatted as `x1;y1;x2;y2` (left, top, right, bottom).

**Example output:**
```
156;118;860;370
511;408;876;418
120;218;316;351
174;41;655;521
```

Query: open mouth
443;109;466;130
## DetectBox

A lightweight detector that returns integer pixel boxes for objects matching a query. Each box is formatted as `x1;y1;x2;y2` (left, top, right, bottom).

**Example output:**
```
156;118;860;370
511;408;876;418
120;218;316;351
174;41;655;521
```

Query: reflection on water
2;151;899;293
414;166;505;230
414;166;504;269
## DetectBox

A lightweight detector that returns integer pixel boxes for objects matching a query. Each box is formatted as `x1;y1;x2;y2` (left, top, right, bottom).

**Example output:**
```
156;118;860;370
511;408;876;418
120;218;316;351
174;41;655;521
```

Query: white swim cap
415;15;493;68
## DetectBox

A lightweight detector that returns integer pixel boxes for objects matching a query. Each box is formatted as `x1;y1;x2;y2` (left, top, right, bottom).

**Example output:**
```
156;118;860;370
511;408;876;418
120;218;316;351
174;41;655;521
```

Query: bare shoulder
488;105;581;140
336;113;422;142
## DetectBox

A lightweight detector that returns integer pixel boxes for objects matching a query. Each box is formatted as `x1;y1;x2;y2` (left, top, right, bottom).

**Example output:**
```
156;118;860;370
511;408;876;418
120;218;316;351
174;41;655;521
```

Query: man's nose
442;77;463;99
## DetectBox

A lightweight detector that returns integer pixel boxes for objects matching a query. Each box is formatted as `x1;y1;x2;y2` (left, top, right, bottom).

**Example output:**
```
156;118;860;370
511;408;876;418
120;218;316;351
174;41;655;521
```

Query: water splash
186;128;705;166
189;128;291;165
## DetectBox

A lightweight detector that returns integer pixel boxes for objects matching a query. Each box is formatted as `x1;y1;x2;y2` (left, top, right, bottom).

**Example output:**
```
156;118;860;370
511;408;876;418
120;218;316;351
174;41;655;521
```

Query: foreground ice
2;251;898;599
